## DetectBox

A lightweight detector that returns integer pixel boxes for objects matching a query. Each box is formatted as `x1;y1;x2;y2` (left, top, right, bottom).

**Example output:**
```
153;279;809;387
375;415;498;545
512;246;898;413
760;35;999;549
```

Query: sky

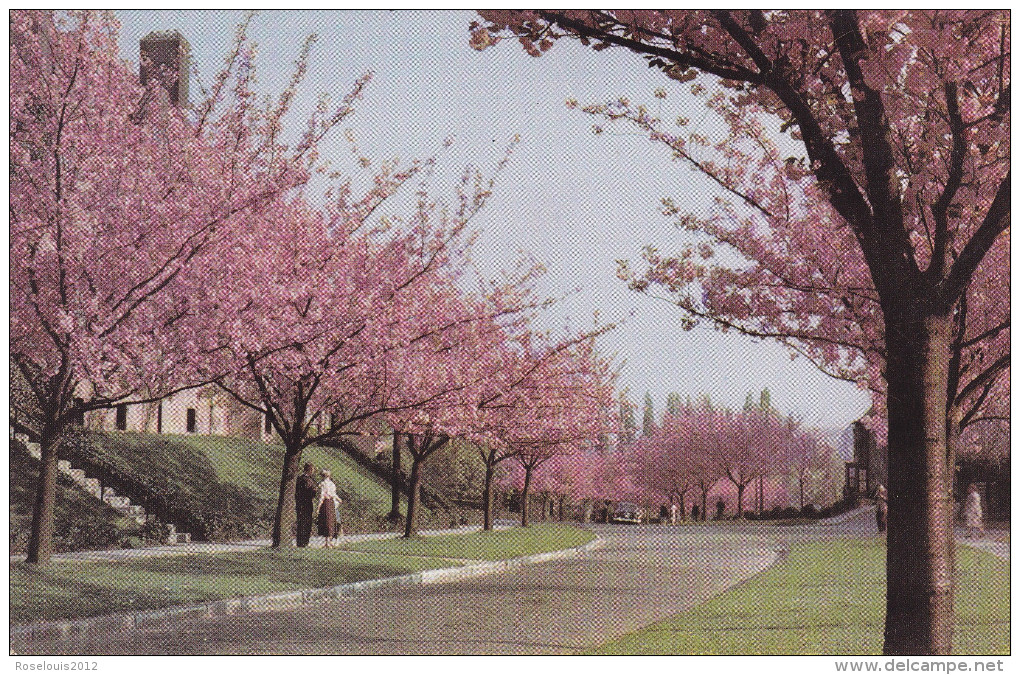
114;9;872;431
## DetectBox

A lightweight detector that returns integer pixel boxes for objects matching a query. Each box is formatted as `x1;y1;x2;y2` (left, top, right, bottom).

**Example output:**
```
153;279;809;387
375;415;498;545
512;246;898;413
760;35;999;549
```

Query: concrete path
31;524;781;655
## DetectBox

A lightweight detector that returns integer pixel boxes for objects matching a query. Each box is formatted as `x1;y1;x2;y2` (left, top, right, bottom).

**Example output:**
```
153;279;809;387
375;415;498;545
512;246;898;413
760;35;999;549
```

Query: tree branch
939;172;1010;308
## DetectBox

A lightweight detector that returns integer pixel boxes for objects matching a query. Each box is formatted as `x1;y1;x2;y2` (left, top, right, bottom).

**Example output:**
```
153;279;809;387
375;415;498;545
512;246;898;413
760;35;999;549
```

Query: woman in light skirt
316;469;342;547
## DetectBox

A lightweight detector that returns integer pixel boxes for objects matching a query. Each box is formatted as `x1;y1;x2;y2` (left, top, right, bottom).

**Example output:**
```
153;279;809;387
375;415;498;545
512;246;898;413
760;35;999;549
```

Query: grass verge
11;524;593;624
336;523;595;560
588;538;1009;655
10;548;451;624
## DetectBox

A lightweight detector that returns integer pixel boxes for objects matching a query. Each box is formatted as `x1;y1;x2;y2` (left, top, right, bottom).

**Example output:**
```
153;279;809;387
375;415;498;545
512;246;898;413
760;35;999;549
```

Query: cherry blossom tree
632;419;697;517
786;427;834;511
10;10;364;564
472;325;616;529
472;10;1009;653
500;341;615;527
206;156;533;545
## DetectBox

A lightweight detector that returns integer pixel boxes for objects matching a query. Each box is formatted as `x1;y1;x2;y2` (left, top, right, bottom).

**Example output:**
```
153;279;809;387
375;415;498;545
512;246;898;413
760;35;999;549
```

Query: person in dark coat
875;484;888;534
295;462;317;547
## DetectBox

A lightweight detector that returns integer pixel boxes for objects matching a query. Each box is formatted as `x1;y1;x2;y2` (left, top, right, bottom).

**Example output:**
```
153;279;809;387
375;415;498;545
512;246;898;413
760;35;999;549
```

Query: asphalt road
40;520;869;656
20;509;1007;655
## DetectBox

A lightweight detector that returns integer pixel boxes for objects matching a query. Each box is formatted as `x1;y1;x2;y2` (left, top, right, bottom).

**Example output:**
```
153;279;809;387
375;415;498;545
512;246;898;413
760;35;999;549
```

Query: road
37;517;884;656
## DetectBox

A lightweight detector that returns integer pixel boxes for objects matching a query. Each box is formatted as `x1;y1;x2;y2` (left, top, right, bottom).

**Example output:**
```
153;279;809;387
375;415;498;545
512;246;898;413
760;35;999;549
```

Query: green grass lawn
338;523;595;560
11;524;593;624
588;538;1009;655
10;549;453;624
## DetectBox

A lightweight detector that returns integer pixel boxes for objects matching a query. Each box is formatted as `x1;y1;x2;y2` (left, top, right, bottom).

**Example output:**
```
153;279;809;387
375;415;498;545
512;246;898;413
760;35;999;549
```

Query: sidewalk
9;524;506;564
956;529;1009;560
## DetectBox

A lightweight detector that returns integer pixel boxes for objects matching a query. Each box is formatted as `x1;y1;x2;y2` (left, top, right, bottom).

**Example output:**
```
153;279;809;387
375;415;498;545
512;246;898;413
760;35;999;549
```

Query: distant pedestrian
670;502;678;525
295;462;317;547
962;483;984;538
716;498;726;520
317;469;342;547
875;484;888;534
691;504;699;521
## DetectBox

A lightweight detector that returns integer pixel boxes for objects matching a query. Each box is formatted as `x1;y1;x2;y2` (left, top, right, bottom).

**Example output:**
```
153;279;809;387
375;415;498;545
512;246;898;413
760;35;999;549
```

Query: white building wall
86;386;270;441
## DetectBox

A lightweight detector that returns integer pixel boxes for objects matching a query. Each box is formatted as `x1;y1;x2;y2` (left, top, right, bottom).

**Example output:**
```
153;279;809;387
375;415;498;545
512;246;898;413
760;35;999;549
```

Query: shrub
801;504;820;518
780;507;800;519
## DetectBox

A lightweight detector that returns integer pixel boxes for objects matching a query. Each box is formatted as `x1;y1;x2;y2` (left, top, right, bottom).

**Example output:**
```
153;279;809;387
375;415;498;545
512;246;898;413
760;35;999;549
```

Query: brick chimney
139;30;189;106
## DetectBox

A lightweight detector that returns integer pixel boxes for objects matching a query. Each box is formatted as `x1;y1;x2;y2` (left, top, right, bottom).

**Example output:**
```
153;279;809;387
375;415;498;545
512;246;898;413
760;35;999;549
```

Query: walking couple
295;462;343;548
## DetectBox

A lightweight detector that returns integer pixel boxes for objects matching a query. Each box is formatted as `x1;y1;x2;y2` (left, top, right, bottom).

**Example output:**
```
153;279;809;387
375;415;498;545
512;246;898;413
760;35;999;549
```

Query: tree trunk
403;455;423;538
701;490;708;522
521;465;533;527
758;475;765;514
883;309;955;655
389;432;401;521
678;492;686;521
736;483;745;518
540;493;548;522
271;444;303;548
27;424;61;565
482;461;495;531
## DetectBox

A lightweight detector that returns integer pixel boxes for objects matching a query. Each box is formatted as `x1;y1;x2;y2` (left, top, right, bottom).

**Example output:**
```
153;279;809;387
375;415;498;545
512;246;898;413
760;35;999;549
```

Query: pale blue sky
115;9;871;430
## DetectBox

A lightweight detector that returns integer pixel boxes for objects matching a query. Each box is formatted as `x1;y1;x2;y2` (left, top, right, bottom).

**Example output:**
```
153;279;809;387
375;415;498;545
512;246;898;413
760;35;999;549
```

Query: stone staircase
14;433;191;544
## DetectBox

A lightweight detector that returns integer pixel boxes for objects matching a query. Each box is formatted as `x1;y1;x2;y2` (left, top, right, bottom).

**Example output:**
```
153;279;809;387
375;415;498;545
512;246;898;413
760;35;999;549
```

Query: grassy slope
589;538;1009;656
76;431;413;536
169;434;402;519
9;443;127;553
10;524;593;623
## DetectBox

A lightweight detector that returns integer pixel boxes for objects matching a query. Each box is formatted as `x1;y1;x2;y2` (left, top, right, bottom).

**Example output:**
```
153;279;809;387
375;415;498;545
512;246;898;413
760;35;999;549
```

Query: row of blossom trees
10;10;615;563
498;400;833;524
630;403;830;518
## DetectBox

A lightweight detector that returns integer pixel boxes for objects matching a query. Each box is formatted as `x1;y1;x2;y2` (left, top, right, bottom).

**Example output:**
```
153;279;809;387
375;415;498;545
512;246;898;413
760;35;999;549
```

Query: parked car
610;501;643;524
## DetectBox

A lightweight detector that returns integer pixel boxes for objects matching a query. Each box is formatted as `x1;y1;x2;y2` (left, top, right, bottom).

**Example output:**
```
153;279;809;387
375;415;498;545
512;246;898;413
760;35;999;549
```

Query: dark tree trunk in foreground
678;492;686;521
520;465;533;527
736;483;745;519
389;432;402;521
883;307;956;654
482;461;495;531
402;433;448;538
271;445;303;548
403;456;423;539
27;424;61;565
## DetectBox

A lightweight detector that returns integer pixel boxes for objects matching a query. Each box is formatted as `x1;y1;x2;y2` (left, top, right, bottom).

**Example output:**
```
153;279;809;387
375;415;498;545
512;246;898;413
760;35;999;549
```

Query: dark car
610;501;643;524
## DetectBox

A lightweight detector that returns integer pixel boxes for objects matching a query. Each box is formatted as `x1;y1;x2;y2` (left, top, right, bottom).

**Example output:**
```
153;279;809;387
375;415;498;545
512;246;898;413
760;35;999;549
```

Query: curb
10;534;603;652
